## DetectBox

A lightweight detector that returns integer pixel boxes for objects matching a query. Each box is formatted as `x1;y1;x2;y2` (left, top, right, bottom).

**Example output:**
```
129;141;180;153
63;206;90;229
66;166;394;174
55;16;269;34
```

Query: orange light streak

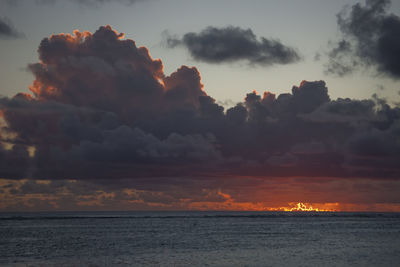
268;202;338;212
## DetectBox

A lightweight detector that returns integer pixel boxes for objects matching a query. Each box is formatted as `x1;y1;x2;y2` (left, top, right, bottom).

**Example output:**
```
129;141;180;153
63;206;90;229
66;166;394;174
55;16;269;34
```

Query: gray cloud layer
166;26;301;66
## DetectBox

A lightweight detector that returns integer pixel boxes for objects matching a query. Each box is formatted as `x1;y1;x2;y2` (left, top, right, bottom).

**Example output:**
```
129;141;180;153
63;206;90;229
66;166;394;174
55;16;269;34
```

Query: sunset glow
1;1;400;266
268;202;338;212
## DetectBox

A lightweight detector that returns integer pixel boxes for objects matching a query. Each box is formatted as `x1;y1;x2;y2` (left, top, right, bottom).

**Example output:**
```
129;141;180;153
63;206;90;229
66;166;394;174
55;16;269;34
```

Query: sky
0;0;400;211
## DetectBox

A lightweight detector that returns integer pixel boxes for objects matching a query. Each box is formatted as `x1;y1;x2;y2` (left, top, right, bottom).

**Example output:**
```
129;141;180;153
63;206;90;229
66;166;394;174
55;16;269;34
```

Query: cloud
0;144;30;179
166;26;301;66
0;17;23;39
26;26;207;122
1;25;400;210
325;0;400;78
0;25;222;181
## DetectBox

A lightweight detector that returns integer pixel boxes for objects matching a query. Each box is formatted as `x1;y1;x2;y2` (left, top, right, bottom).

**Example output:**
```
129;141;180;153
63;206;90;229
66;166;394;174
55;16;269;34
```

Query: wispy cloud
0;17;23;39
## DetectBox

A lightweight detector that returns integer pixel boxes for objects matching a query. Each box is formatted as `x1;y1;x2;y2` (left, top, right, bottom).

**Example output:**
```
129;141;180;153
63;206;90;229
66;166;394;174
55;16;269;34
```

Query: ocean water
0;211;400;266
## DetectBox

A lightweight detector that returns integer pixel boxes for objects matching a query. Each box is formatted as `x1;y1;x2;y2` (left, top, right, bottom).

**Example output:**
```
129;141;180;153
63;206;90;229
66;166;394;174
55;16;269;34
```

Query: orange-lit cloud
1;177;400;212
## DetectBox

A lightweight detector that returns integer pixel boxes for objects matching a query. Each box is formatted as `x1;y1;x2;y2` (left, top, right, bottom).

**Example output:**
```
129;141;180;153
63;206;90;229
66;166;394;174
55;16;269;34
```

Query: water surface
1;211;399;266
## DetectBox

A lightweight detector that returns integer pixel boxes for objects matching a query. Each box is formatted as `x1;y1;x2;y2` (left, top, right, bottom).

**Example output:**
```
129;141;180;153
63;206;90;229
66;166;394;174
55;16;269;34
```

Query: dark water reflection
1;211;399;266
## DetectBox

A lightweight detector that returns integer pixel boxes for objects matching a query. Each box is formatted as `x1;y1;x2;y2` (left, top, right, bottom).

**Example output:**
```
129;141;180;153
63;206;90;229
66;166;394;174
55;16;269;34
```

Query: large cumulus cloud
166;26;301;66
0;25;224;180
326;0;400;78
26;26;208;122
1;25;400;210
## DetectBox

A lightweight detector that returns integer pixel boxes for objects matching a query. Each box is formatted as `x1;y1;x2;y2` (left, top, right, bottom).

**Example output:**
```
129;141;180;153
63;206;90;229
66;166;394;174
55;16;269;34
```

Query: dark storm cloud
0;144;30;179
326;0;400;78
1;25;400;191
0;25;224;181
26;26;207;123
0;17;23;39
166;26;301;66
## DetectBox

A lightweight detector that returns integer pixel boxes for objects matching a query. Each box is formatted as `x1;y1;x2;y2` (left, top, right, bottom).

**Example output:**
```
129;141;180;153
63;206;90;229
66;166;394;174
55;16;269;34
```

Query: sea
0;211;399;266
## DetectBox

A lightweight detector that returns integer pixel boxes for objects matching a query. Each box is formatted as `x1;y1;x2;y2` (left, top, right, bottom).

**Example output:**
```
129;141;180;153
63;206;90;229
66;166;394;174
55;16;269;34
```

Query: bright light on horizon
268;202;339;212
